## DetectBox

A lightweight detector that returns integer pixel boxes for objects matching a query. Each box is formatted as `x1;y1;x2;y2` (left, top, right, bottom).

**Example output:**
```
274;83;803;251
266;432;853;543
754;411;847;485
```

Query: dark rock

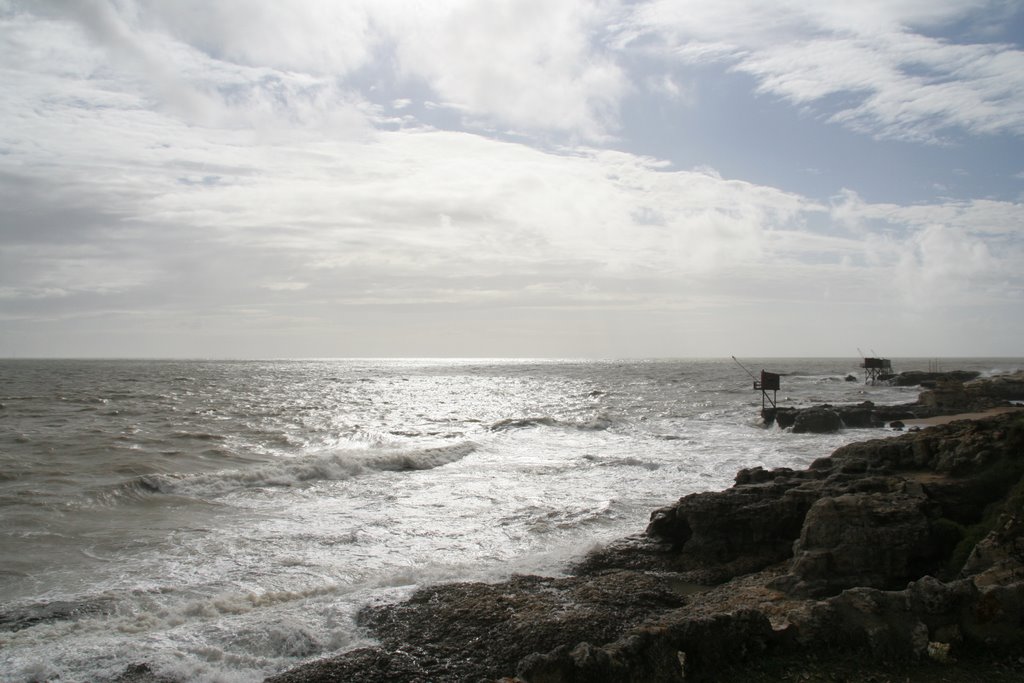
270;571;685;683
770;491;938;597
960;513;1024;586
762;407;797;429
792;406;843;433
893;370;982;387
630;473;828;583
517;609;776;683
836;401;880;428
792;576;977;659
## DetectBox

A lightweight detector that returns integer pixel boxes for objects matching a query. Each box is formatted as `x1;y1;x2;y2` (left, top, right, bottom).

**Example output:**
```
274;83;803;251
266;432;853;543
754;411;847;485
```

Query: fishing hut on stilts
732;356;780;423
858;349;893;385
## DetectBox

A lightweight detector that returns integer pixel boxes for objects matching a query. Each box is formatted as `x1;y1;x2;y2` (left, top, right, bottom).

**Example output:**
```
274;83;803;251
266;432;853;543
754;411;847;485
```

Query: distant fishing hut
861;357;893;385
754;370;780;410
732;356;780;414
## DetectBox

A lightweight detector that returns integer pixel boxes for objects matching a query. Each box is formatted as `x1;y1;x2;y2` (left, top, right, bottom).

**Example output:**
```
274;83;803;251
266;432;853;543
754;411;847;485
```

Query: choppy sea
1;357;1020;682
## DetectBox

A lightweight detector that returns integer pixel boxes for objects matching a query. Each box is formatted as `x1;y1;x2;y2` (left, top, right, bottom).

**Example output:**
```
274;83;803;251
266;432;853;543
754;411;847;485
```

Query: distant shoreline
902;405;1024;427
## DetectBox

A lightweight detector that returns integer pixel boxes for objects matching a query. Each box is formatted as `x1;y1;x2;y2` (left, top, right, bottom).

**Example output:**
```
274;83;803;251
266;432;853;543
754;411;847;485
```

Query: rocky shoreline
764;370;1024;433
260;372;1024;682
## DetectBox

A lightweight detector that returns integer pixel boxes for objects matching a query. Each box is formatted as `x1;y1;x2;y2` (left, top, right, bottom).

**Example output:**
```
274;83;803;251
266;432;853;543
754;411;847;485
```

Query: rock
792;406;843;433
792;576;977;659
965;372;1024;402
637;474;820;583
270;571;685;683
835;401;880;428
893;370;982;387
762;407;797;429
516;609;776;683
764;370;1020;432
960;513;1024;587
770;491;938;598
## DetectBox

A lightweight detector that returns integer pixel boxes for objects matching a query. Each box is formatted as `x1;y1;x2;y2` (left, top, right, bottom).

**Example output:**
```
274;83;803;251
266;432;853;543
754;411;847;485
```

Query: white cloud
895;224;999;306
133;0;378;75
828;189;1023;306
20;0;629;141
1;1;1022;356
628;0;1024;141
379;0;629;140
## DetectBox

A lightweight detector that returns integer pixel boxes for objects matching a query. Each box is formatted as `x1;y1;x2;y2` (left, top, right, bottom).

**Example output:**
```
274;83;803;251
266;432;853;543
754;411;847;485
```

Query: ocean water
1;357;1020;682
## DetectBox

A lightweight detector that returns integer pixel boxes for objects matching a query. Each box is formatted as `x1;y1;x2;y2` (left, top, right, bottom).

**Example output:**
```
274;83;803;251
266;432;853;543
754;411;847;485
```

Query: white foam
105;441;478;499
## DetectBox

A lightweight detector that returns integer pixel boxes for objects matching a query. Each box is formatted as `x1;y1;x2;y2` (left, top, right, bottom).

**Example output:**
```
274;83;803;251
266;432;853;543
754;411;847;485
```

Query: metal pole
731;356;757;381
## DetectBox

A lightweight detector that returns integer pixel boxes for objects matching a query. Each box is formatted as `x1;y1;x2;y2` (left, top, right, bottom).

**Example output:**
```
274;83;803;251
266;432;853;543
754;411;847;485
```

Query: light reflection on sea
0;358;1019;682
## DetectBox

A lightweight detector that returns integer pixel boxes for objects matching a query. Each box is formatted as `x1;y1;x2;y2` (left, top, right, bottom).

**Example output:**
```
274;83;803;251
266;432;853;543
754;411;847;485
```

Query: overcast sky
2;0;1023;359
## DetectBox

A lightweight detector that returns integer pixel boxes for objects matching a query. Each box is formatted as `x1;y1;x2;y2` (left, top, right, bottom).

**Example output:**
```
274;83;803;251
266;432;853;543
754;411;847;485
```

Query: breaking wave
95;441;478;502
489;414;614;432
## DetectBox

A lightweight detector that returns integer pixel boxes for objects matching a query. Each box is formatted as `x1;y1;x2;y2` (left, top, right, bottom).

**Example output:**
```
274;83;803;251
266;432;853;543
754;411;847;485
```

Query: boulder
770;491;937;597
792;406;843;433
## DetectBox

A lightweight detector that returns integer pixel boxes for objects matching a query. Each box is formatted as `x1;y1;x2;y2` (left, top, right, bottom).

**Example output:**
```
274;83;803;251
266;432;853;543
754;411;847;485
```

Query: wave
96;441;478;502
488;414;613;432
170;431;227;442
0;584;338;639
500;499;618;533
582;454;662;470
0;597;115;633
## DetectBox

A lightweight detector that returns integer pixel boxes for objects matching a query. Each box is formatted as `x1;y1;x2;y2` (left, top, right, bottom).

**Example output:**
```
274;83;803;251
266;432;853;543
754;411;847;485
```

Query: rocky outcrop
267;412;1024;683
769;490;937;597
764;371;1024;433
892;370;982;387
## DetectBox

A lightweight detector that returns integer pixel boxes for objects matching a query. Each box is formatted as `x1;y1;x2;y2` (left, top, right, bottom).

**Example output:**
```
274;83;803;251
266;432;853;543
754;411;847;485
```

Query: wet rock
792;406;843;433
892;370;982;387
270;571;685;683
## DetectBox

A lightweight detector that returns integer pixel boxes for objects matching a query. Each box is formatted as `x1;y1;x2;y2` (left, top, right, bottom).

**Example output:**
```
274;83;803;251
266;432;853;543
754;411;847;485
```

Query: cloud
627;0;1024;141
2;1;1022;356
828;189;1023;306
18;1;1023;144
377;0;629;140
19;0;630;141
133;0;378;75
262;282;309;292
895;224;1000;305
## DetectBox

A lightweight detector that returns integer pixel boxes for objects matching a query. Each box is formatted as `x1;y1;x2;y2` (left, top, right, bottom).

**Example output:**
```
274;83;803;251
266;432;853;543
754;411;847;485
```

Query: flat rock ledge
763;371;1024;433
267;411;1024;683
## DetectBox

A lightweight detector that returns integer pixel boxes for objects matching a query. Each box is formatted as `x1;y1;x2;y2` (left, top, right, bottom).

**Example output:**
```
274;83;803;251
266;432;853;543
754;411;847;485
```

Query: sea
1;357;1020;682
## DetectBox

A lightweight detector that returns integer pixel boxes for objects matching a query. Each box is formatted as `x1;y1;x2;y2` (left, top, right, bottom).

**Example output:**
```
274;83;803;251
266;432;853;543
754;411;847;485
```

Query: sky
1;0;1023;359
